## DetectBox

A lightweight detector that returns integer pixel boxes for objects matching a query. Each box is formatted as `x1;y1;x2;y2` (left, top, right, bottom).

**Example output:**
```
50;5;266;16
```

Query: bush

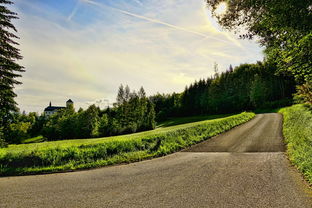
7;122;31;144
279;104;312;184
0;138;8;148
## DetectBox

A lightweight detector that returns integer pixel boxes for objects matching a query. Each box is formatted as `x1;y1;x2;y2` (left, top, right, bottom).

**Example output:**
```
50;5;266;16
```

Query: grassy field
0;112;255;176
156;114;233;128
279;104;312;184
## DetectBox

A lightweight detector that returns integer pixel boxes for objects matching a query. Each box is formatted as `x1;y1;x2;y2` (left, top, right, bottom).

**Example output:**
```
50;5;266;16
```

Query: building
44;99;74;116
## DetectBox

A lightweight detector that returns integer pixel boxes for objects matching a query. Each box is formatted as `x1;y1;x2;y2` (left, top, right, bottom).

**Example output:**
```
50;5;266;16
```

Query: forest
151;62;295;121
2;86;155;144
2;61;296;144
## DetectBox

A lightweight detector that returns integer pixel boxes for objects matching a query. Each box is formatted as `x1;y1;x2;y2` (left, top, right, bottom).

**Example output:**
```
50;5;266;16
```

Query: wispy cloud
13;0;263;112
132;0;143;6
83;0;235;45
67;1;80;21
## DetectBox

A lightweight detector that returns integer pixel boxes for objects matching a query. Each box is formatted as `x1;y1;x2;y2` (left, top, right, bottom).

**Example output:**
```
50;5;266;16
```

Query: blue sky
12;0;264;112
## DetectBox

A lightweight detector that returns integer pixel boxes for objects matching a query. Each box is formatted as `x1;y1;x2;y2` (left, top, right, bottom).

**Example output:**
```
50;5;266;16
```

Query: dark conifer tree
0;0;24;142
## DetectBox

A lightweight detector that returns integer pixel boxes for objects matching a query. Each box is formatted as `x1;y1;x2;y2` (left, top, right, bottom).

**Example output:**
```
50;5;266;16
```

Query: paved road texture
1;113;311;208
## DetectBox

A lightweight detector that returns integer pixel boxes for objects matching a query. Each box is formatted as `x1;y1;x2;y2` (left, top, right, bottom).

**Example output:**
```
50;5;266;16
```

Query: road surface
0;113;311;208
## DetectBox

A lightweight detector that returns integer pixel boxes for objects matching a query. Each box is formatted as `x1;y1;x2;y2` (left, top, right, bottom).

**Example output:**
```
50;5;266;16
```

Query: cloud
132;0;143;6
82;0;235;45
67;1;80;21
13;0;263;113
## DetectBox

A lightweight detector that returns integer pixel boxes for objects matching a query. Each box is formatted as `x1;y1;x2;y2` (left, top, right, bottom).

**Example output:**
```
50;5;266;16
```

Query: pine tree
138;86;146;99
116;84;125;105
0;0;24;142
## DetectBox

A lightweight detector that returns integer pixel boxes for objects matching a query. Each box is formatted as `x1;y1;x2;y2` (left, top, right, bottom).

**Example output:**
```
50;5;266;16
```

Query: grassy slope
0;112;255;176
156;114;233;128
279;104;312;184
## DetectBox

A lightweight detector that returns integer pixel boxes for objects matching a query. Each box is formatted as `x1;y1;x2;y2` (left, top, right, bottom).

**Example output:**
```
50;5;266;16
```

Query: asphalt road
0;113;311;208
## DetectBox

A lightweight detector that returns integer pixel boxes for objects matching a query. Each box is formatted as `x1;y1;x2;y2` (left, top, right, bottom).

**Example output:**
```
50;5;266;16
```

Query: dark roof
44;106;65;112
66;99;73;103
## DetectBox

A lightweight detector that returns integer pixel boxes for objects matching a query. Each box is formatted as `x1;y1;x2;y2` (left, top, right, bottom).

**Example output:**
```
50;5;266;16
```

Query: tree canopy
206;0;312;85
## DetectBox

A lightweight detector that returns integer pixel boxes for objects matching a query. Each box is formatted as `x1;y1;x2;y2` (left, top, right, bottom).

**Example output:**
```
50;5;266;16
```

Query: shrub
279;104;312;184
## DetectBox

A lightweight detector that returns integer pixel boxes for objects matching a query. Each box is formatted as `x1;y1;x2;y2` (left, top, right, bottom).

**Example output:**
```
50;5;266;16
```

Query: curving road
0;113;311;207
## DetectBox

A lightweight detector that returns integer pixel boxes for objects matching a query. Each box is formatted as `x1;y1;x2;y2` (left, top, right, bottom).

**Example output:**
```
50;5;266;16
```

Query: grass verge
279;104;312;184
0;112;255;176
156;114;233;128
21;136;46;144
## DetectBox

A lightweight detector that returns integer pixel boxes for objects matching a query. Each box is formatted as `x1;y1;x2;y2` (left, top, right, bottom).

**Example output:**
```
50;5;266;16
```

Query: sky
11;0;264;113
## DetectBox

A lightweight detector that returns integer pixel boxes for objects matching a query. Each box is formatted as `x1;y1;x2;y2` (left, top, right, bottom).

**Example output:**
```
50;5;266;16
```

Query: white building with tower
44;99;74;116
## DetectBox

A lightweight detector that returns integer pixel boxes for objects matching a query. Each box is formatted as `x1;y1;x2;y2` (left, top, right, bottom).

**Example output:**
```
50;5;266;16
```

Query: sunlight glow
215;2;227;16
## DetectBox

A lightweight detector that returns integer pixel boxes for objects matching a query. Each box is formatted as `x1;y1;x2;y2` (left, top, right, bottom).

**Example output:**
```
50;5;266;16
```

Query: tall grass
279;104;312;184
0;112;254;176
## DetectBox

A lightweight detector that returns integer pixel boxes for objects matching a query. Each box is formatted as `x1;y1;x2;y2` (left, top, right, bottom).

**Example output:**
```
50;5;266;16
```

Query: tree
7;121;31;144
228;64;233;73
206;1;312;47
0;0;24;136
116;84;125;105
250;74;268;108
294;81;312;104
76;105;99;138
138;86;146;99
98;113;109;136
213;62;219;79
206;0;312;95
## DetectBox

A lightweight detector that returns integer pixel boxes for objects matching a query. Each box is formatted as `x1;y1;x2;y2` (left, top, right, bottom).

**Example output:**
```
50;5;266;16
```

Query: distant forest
3;61;296;144
151;62;295;121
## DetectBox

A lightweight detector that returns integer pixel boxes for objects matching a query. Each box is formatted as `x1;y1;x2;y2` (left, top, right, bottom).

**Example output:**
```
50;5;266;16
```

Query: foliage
151;62;295;120
0;85;156;143
279;104;312;184
6;121;31;144
0;0;24;139
39;86;155;141
206;0;312;46
249;74;268;108
0;112;254;176
98;114;109;136
294;81;312;105
0;127;8;148
206;0;312;102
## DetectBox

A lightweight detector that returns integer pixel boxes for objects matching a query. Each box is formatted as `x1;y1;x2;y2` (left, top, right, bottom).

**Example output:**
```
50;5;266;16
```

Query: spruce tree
0;0;24;132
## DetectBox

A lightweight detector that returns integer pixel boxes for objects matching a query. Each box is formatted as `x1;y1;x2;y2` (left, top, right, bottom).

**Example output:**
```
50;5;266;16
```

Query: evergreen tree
229;64;233;73
124;85;130;102
0;0;24;142
116;84;125;105
138;86;146;99
98;113;109;136
250;74;268;108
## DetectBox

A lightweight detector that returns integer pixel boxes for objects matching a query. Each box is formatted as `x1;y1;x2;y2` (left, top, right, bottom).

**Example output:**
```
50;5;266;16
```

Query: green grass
279;104;312;184
21;135;46;144
0;112;255;176
156;114;233;128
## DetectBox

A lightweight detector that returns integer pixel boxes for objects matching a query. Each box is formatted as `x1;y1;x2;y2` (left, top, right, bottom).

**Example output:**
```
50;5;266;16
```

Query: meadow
279;104;312;184
0;112;254;176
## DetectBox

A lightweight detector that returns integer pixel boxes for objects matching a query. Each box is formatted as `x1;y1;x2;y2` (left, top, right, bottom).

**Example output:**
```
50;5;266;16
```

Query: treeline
3;62;296;144
151;62;295;120
4;86;155;143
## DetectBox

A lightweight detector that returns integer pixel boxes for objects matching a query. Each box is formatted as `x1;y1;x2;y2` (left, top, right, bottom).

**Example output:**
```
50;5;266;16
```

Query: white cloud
13;0;263;113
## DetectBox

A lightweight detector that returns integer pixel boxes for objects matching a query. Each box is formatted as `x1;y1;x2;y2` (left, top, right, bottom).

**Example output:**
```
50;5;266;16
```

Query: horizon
12;0;263;113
